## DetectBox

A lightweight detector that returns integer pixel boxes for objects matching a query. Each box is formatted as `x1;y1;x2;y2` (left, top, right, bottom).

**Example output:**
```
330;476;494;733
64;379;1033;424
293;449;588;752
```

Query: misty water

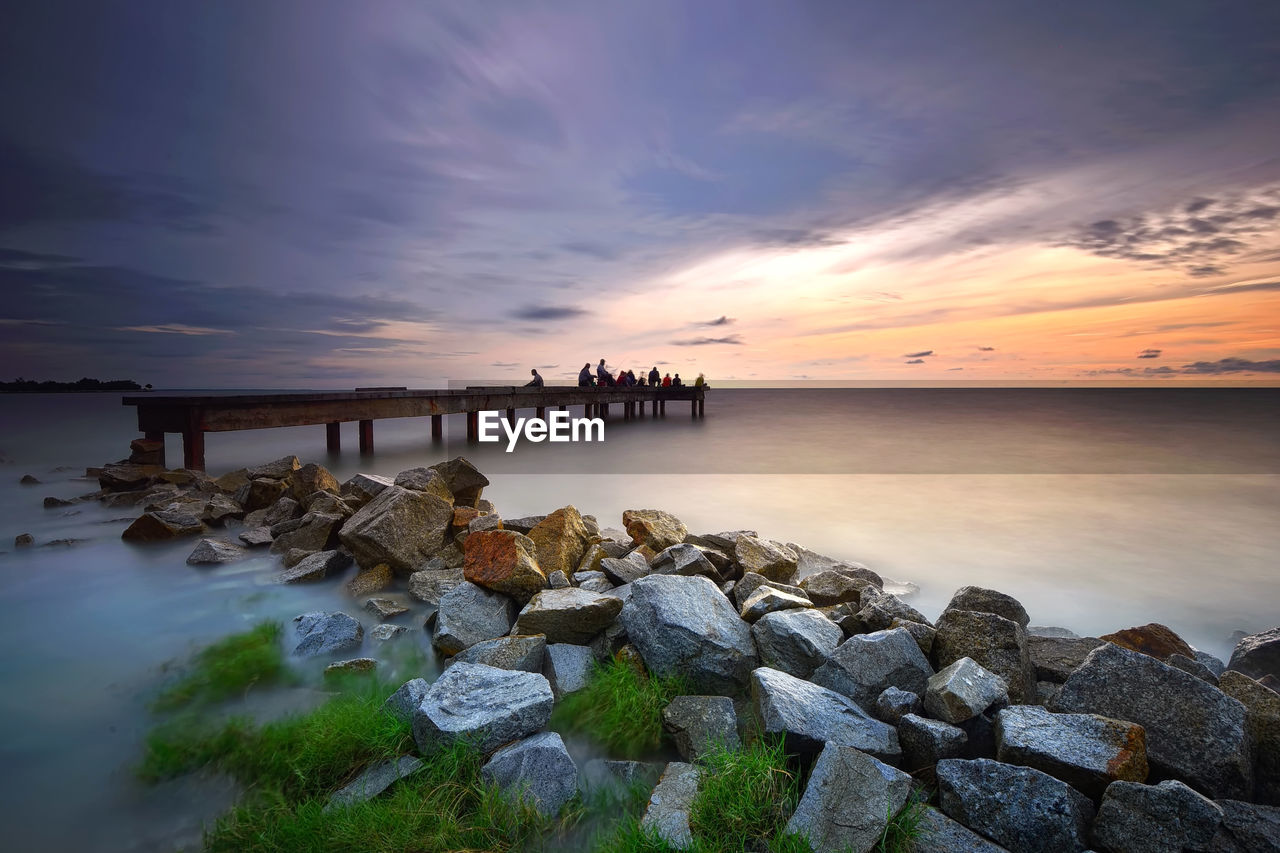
1;387;1278;851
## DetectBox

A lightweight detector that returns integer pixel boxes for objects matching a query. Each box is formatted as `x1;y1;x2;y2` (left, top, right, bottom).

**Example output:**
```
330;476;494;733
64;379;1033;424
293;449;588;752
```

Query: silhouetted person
672;373;683;386
662;373;672;387
578;363;594;387
648;366;660;386
597;358;614;386
525;369;544;388
694;373;706;388
626;370;637;387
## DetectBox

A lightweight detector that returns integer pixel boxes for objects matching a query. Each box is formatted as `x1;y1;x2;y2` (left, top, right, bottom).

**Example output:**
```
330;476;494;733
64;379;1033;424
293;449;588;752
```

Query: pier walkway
122;385;706;470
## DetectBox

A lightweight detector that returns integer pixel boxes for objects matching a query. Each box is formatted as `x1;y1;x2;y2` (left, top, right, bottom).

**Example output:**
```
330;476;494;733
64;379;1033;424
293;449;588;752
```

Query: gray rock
513;587;624;645
502;515;546;534
662;695;739;761
688;530;756;554
1194;649;1227;677
994;706;1148;799
934;609;1037;704
876;687;922;724
890;618;937;656
302;490;353;518
277;549;352;583
853;588;933;632
733;572;810;610
269;511;343;555
412;662;553;753
1035;681;1061;707
15;532;34;547
293;611;363;657
912;807;1011;852
733;535;798;583
798;570;871;607
326;755;423;811
544;643;595;697
185;538;247;565
925;657;1010;724
261;495;301;527
447;634;546;673
469;512;504;534
238;526;273;547
1093;779;1223;853
751;608;842;679
784;741;913;853
235;477;289;512
247;455;300;480
547;569;570;589
600;551;650;586
1028;635;1105;684
338;484;453;573
428;457;489;507
201;493;244;525
1168;652;1220;685
324;657;377;677
1229;627;1280;682
574;572;616;594
481;731;578;817
1210;799;1280;852
936;758;1095;853
432;581;517;656
651;543;721;582
751;666;901;762
812;627;935;712
945;586;1031;628
392;467;454;503
121;508;205;541
620;574;758;694
1051;642;1253;799
739;586;814;623
1029;625;1080;638
281;547;314;569
641;762;700;850
407;560;465;605
1219;669;1280;807
369;623;408;642
787;543;880;584
340;472;393;507
384;677;429;723
364;597;409;620
900;713;968;772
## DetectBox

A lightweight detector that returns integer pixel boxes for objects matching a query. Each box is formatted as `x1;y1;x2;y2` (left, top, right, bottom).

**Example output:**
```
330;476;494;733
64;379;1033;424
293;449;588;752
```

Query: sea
0;386;1277;851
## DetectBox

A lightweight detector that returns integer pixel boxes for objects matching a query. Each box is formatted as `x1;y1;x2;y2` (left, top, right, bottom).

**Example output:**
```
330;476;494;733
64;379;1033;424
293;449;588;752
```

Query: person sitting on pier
695;373;706;388
617;368;628;386
672;373;684;386
626;369;637;386
649;366;660;386
597;359;614;386
662;373;672;387
578;363;594;387
525;369;544;388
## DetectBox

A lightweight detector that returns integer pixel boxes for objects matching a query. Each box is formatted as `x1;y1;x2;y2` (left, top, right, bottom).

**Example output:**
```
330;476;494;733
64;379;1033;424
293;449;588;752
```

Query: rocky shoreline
25;447;1280;852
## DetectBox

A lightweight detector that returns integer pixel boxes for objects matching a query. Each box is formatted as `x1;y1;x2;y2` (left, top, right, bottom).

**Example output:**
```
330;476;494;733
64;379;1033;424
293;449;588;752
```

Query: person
648;366;660;386
597;358;614;387
525;368;544;388
626;369;637;387
672;373;683;387
694;373;706;388
617;368;628;386
662;373;672;387
578;363;594;387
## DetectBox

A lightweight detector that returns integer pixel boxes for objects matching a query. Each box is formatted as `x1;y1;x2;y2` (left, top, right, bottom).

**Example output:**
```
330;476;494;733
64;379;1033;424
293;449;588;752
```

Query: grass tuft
151;621;292;711
550;657;689;759
688;736;800;853
875;793;930;853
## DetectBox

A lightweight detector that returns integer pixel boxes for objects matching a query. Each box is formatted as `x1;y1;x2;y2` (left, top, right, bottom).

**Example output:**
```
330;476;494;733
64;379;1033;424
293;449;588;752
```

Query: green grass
687;736;800;853
550;658;689;759
151;621;292;711
875;793;930;853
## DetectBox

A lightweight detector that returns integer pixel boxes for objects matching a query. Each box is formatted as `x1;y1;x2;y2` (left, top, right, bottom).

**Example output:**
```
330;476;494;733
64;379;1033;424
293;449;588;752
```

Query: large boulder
784;742;913;853
269;511;342;555
185;538;247;565
201;493;245;526
526;506;593;578
121;508;205;541
384;678;430;723
911;807;1011;853
338;485;452;573
543;643;595;698
811;627;935;712
900;713;968;773
290;462;339;503
1092;780;1223;853
480;731;578;817
752;608;843;679
751;667;900;763
292;611;363;657
620;574;757;694
662;696;740;762
1100;623;1196;662
1028;635;1105;684
412;662;553;753
1230;627;1280;682
277;549;352;583
994;706;1148;799
936;758;1095;853
428;457;488;507
799;570;870;607
1051;642;1253;800
463;529;546;603
1220;670;1280;806
513;587;623;645
392;467;454;504
340;472;393;507
622;509;688;559
446;634;546;673
1210;799;1280;852
933;609;1037;704
641;762;700;850
739;586;813;623
431;581;517;656
945;586;1030;627
734;535;798;584
925;657;1009;724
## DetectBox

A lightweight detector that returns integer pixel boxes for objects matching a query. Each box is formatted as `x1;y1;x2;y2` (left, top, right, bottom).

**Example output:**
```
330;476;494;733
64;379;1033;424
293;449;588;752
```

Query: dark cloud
947;367;965;371
670;334;745;346
1207;280;1280;295
698;316;736;327
0;247;82;268
1187;265;1225;277
978;346;996;351
904;350;934;358
510;305;591;321
1181;357;1280;374
560;242;621;261
905;358;925;364
1138;348;1162;359
751;228;843;248
491;362;518;368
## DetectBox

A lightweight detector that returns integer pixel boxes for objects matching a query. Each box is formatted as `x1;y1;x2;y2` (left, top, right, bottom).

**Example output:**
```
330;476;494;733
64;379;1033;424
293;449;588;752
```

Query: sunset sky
2;1;1279;386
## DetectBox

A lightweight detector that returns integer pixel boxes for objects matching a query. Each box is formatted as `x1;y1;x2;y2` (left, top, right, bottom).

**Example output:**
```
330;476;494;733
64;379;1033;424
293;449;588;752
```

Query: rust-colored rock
528;506;593;577
453;506;481;528
622;509;688;560
463;529;547;603
1100;623;1195;662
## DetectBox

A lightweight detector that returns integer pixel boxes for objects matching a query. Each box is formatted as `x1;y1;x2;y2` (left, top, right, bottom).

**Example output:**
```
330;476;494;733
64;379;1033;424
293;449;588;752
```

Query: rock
544;643;595;697
622;509;688;558
269;511;342;555
751;666;901;762
462;529;546;603
339;485;453;574
1196;649;1228;677
925;657;1010;725
651;543;722;582
503;514;546;534
641;762;700;850
1219;670;1280;806
469;512;503;534
383;678;429;723
739;586;814;623
662;695;739;761
481;731;578;817
392;467;454;504
688;530;755;554
933;609;1037;704
799;570;869;606
1029;625;1080;638
127;437;165;465
293;611;363;657
994;706;1148;799
936;758;1095;853
1036;681;1061;707
431;581;516;656
945;586;1030;628
1051;642;1253;800
407;560;465;604
889;618;937;656
213;468;250;494
732;572;809;610
200;493;244;525
525;506;593;579
427;457;488;507
340;472;393;507
514;588;624;645
574;571;615;594
412;662;553;753
733;535;798;584
911;807;1011;853
600;552;651;586
785;741;913;853
235;477;289;512
43;495;75;508
247;456;300;480
121;508;205;541
364;597;409;620
812;627;935;712
900;713;968;772
1168;652;1220;685
98;462;163;492
574;542;606;576
326;755;423;811
259;496;301;528
751;608;843;679
290;462;339;503
1027;635;1105;684
959;713;999;761
277;549;351;583
876;687;922;724
1210;799;1280;852
346;564;394;597
303;491;353;518
547;569;570;589
620;574;758;694
238;526;273;547
1100;622;1197;662
15;533;34;547
853;588;933;633
369;624;408;642
324;657;377;677
582;759;662;790
185;538;247;565
1230;628;1280;682
1093;780;1223;853
786;542;876;580
447;635;546;673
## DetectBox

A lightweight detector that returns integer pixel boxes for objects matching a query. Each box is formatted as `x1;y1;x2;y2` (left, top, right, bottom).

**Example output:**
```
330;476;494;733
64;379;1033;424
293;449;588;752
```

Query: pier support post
505;407;516;424
602;403;609;418
358;419;374;453
660;400;666;416
182;408;205;471
466;411;479;441
326;422;341;453
698;399;705;417
144;431;166;468
692;400;698;418
431;414;443;441
536;407;546;419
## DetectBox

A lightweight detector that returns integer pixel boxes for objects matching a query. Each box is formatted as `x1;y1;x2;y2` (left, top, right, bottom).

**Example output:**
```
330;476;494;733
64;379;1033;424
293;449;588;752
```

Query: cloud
115;324;237;336
904;350;934;358
671;334;745;346
698;316;736;327
510;305;590;321
905;358;925;364
491;361;518;368
1138;348;1162;359
1181;357;1280;374
978;346;996;351
560;241;620;261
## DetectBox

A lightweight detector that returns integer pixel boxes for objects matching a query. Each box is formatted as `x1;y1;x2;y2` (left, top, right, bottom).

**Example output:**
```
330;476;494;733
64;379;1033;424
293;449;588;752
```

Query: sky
2;0;1279;387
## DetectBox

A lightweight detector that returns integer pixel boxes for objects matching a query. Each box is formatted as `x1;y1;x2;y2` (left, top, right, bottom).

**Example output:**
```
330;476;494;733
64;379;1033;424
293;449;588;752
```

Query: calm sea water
0;387;1277;851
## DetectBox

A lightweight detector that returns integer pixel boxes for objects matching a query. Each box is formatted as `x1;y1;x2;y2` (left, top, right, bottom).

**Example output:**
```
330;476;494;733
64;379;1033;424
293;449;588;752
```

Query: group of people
523;360;705;388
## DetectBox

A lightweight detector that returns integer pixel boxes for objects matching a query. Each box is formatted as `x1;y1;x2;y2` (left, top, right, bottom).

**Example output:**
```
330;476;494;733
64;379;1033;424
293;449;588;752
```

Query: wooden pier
122;385;707;470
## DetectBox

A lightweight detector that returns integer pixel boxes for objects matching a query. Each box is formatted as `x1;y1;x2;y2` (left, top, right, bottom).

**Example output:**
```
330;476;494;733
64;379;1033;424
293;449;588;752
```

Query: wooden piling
358;419;374;453
431;414;443;441
326;422;341;452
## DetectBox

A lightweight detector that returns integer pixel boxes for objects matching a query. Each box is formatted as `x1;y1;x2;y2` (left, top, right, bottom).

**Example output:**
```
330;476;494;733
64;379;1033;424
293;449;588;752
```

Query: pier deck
122;385;706;470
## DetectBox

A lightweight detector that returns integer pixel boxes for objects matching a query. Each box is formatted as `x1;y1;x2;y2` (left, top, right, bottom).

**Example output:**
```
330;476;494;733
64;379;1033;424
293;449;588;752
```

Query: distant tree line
1;377;149;393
